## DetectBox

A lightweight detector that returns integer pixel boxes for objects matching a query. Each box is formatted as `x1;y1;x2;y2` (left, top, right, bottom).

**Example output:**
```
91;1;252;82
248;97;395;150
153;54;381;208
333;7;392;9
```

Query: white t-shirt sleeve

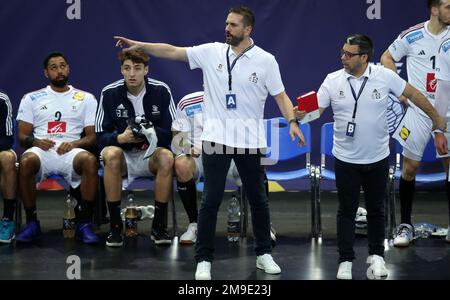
171;107;191;133
388;34;409;62
384;68;407;97
317;76;332;108
186;43;217;70
266;57;285;96
16;94;34;124
84;95;98;127
436;47;450;81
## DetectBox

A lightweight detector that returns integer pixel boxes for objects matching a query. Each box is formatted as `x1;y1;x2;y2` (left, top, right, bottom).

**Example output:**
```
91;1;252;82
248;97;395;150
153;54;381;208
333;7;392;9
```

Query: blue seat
265;117;318;238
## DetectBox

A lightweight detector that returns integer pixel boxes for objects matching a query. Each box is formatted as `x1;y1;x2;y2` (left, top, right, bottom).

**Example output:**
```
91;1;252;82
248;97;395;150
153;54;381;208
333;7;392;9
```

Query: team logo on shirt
338;91;345;98
116;104;128;118
371;89;381;100
73;91;85;101
249;72;258;84
426;73;437;93
152;105;160;116
442;41;450;53
216;64;224;72
399;126;410;141
47;121;67;134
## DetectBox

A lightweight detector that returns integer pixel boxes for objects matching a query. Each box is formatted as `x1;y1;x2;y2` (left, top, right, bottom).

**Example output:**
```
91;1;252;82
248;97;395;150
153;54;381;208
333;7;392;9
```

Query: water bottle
124;193;138;238
227;195;240;242
63;193;76;238
121;205;154;221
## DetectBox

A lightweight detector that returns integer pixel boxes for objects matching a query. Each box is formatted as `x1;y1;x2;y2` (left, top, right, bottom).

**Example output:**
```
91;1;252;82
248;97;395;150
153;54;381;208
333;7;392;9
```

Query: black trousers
195;142;271;262
334;157;388;263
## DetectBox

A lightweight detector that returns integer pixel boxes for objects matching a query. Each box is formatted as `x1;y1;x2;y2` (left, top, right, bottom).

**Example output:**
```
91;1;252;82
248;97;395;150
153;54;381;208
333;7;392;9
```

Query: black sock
107;200;122;231
446;178;450;224
152;201;168;230
177;179;198;223
399;177;415;225
3;198;17;221
25;206;38;223
77;200;94;224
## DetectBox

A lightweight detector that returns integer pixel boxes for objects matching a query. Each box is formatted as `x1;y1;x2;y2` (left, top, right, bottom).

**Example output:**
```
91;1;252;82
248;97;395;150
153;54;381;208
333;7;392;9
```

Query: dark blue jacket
95;78;176;152
0;90;14;151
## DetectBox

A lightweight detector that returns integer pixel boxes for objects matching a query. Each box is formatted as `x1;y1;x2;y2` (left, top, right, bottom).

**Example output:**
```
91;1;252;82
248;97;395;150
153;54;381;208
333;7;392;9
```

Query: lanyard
348;76;369;122
226;44;255;92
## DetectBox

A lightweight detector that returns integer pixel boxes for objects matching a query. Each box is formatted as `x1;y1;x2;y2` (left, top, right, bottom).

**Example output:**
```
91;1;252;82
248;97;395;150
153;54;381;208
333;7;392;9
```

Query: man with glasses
296;34;445;280
381;0;450;248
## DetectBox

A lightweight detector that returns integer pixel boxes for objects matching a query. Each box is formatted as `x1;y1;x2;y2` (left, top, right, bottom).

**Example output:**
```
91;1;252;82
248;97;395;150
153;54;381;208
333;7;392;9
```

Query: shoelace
397;226;410;237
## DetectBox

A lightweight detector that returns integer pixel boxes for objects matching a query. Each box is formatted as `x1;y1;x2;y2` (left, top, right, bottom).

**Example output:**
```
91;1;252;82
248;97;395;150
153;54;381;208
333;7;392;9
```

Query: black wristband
288;119;298;126
23;136;35;148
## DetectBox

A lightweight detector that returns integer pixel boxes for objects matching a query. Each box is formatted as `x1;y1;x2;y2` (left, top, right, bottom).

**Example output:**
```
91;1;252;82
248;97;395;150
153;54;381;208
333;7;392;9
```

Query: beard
50;75;68;88
226;33;244;47
439;15;450;26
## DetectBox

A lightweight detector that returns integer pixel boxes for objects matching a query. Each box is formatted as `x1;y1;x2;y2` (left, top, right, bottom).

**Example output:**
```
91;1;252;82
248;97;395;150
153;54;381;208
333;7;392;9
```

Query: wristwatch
288;119;298;126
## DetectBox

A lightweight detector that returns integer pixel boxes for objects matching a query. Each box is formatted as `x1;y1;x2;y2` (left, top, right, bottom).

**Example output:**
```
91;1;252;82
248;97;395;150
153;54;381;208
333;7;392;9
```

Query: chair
264;117;318;238
388;138;446;237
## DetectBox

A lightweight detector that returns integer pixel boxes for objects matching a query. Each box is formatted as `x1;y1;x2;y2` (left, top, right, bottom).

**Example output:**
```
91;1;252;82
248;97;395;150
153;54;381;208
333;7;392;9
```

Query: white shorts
25;146;86;188
393;107;433;161
181;154;241;186
100;148;156;189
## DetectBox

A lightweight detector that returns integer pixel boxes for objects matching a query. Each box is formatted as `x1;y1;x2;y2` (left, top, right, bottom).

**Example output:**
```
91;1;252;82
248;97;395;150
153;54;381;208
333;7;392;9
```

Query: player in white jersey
381;0;450;247
434;37;450;242
172;91;277;245
0;90;17;244
15;52;99;244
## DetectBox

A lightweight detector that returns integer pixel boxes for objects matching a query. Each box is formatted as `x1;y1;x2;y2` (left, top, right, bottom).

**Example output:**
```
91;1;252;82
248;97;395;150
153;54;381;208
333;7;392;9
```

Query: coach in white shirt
296;34;445;280
114;6;304;280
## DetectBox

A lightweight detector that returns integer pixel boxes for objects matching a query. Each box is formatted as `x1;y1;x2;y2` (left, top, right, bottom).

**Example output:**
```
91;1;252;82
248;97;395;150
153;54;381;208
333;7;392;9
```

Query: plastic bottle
124;193;138;237
63;193;76;238
227;195;241;242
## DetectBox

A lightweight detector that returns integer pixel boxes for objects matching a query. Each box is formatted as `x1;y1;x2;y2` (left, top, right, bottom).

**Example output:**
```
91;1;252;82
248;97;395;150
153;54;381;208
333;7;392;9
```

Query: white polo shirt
186;41;285;149
318;64;406;164
388;21;450;115
17;85;97;144
436;38;450;81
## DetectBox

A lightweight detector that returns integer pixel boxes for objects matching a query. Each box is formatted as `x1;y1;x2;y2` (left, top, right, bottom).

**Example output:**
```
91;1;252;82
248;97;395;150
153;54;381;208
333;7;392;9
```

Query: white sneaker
256;254;281;274
336;261;352;280
180;223;197;245
393;223;414;247
366;255;389;280
195;261;211;280
446;226;450;243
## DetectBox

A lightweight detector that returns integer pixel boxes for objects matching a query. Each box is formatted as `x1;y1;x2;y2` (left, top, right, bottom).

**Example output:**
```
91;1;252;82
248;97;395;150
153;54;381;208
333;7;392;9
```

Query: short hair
427;0;443;10
229;6;255;28
119;49;149;66
43;52;68;69
345;34;374;62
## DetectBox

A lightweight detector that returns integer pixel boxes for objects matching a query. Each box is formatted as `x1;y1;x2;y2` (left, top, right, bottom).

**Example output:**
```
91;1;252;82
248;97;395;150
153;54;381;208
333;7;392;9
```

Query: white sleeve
436;47;450;81
388;34;409;62
84;95;98;127
16;94;34;124
317;76;332;108
171;106;191;133
266;57;285;97
186;43;217;70
384;68;407;97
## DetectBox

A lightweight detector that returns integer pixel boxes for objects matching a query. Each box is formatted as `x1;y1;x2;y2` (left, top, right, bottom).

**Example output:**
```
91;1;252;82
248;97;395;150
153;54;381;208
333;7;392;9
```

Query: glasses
340;49;364;59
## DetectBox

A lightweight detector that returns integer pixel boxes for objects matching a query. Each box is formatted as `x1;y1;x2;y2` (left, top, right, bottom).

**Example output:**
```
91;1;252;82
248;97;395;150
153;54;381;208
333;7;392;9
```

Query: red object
297;91;319;112
47;121;67;134
297;91;320;124
426;73;437;93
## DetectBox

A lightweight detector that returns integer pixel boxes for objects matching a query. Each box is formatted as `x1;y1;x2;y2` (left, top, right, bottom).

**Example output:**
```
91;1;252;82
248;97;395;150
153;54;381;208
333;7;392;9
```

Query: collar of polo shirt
228;38;256;59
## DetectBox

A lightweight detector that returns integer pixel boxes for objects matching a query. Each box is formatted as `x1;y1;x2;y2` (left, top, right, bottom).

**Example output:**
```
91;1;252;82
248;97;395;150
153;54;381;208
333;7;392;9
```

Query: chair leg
315;166;322;239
